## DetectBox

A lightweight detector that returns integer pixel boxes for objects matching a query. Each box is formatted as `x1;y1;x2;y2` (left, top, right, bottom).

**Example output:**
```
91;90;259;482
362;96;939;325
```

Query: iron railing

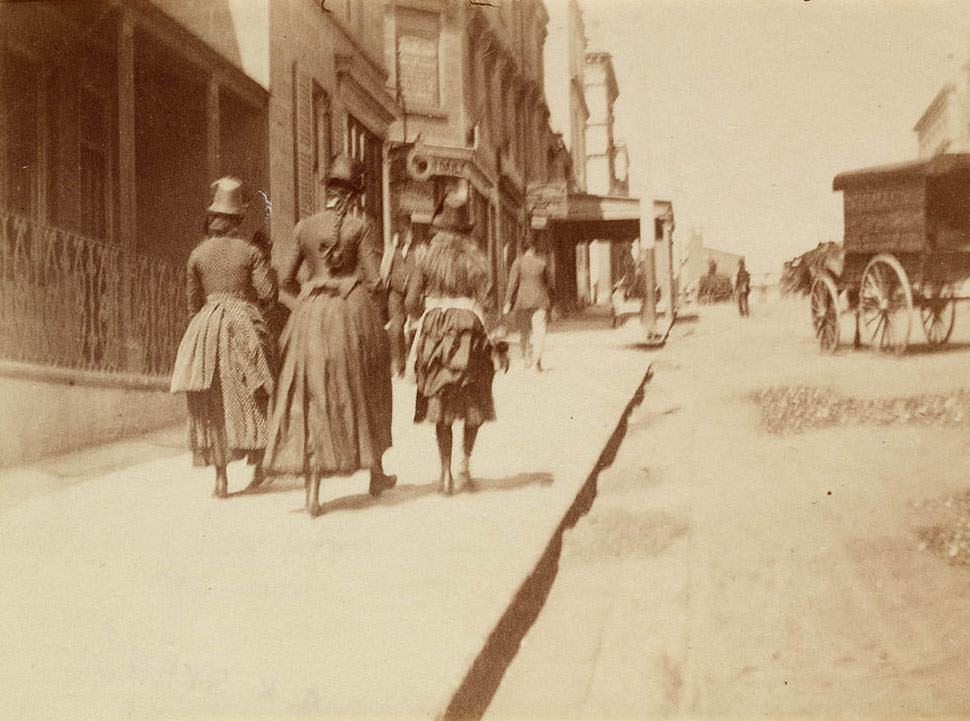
0;211;186;377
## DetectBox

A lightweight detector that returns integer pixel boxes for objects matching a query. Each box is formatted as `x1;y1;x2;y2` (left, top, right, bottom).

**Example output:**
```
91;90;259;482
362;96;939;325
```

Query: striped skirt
170;293;275;466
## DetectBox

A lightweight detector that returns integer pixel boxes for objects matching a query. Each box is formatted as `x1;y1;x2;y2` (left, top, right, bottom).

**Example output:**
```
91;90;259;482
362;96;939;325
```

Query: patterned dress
170;236;278;466
263;207;392;476
405;232;496;426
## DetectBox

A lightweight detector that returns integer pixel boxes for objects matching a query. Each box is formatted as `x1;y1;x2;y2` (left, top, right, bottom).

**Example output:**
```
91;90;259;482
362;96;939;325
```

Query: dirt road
487;296;970;720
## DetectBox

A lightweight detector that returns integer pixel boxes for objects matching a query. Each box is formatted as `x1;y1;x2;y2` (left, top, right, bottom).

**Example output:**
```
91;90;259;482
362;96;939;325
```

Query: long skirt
170;296;275;467
413;307;496;426
264;284;392;476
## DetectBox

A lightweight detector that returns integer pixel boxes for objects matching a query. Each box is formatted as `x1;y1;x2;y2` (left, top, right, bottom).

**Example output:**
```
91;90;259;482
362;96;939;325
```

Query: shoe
535;359;543;372
369;472;397;497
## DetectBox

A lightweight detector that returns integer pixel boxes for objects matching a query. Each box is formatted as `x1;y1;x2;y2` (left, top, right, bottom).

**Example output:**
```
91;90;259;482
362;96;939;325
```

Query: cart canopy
833;153;970;191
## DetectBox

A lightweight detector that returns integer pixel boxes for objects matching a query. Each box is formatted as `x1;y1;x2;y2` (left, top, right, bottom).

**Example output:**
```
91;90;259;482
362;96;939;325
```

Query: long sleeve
543;260;555;305
504;259;520;309
274;224;303;298
250;245;278;305
358;222;385;295
405;266;426;318
185;254;204;315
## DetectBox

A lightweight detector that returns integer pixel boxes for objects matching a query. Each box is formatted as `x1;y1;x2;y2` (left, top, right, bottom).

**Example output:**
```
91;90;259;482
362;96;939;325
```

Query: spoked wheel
810;273;840;353
919;284;956;346
859;254;913;355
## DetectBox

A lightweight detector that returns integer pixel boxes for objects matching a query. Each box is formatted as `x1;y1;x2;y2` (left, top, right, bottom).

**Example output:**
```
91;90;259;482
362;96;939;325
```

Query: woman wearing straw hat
405;187;498;495
170;177;278;498
263;154;396;516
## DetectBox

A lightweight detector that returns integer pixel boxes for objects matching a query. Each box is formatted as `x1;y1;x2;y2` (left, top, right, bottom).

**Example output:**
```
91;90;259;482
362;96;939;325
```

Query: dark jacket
505;253;552;311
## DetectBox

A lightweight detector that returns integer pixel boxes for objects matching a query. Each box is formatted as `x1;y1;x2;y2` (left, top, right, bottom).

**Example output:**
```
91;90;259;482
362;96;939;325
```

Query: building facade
914;59;970;159
0;0;396;465
533;1;643;312
383;0;551;308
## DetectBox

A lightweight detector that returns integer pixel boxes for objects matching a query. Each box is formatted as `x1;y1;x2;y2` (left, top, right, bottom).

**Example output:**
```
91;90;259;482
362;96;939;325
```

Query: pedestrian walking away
736;257;751;317
170;177;278;498
504;237;553;370
381;210;417;377
406;187;498;495
262;154;396;516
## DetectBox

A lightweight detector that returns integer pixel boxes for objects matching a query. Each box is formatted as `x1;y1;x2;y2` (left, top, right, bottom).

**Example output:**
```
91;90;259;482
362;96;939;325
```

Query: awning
529;185;642;242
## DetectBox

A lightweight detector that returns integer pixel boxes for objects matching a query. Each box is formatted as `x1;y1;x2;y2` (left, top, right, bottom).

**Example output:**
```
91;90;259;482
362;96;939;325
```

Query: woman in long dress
406;189;497;494
263;154;396;516
170;177;277;498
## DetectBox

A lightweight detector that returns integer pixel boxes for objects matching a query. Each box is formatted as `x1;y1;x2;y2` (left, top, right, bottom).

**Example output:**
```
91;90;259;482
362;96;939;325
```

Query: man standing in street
381;210;416;377
735;257;751;317
504;238;553;371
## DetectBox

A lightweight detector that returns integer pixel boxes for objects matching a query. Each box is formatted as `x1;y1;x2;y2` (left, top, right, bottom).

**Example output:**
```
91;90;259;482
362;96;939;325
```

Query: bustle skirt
413;307;496;426
264;284;392;476
170;295;275;467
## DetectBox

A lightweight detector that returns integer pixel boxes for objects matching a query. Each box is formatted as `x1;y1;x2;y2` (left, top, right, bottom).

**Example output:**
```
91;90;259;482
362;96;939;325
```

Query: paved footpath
0;323;652;721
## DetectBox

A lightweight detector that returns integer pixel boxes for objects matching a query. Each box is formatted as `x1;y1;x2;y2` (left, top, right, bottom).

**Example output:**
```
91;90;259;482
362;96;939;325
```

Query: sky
575;0;970;274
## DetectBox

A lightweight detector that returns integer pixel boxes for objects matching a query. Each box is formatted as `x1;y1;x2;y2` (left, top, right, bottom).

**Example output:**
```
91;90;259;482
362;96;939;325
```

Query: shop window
345;114;383;241
396;8;440;109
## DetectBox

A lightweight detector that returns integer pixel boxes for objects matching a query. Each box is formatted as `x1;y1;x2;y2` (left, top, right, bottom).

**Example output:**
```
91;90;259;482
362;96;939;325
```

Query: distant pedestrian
381;210;417;377
503;238;553;370
170;177;278;498
262;154;396;516
736;257;751;317
406;188;497;495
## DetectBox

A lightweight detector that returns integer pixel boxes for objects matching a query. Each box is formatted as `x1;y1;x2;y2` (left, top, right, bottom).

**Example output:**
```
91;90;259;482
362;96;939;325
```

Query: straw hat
207;177;246;216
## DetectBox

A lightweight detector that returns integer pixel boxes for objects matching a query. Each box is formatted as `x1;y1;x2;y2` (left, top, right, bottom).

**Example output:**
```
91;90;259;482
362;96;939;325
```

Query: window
312;84;331;207
345;114;383;241
396;8;440;109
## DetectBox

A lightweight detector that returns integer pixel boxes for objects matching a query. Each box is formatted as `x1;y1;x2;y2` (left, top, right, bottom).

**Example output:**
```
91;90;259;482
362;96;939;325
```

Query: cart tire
919;285;956;346
810;273;840;353
859;254;913;356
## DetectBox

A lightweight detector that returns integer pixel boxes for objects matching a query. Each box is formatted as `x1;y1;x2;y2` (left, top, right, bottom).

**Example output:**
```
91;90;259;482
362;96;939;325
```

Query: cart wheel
919;285;956;346
859;254;913;355
810;273;840;353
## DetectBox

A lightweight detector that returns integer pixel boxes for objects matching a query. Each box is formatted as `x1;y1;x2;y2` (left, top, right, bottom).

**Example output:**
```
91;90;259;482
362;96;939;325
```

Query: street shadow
313;482;439;515
308;472;554;515
466;471;554;493
840;341;970;357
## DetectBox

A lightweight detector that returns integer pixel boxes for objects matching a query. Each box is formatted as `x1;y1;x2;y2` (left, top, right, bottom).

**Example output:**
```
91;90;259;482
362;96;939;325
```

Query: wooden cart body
810;154;970;353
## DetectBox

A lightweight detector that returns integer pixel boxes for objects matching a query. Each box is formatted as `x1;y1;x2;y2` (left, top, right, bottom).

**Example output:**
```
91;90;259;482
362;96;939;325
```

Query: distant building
531;0;642;310
681;229;743;295
914;59;970;157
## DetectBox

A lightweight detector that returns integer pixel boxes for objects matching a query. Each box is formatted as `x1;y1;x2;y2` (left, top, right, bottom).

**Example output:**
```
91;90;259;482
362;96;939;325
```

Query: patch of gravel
913;490;970;569
752;386;970;435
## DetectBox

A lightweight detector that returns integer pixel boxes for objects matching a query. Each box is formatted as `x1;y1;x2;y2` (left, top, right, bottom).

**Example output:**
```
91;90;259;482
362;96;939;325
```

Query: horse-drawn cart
811;153;970;354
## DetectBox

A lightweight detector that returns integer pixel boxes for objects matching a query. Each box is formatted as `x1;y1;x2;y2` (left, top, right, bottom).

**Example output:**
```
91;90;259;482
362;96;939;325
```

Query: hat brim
325;177;364;192
207;203;246;216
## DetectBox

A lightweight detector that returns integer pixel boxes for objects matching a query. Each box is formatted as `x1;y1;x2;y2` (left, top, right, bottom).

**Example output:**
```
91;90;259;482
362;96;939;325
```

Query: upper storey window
395;8;440;110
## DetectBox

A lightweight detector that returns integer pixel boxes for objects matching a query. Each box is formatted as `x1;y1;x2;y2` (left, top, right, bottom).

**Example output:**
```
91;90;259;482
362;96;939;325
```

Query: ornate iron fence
0;211;186;377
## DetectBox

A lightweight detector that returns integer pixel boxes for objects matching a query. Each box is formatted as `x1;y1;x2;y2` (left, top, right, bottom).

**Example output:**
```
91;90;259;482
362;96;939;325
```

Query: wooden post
639;211;657;337
206;77;221;182
118;11;136;251
117;10;138;369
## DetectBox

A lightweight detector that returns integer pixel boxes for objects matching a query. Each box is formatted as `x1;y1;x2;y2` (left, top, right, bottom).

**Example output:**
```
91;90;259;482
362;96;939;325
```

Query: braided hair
321;188;352;270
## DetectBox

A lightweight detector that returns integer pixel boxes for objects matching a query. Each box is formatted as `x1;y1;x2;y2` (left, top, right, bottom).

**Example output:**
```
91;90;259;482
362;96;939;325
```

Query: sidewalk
0;324;654;721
